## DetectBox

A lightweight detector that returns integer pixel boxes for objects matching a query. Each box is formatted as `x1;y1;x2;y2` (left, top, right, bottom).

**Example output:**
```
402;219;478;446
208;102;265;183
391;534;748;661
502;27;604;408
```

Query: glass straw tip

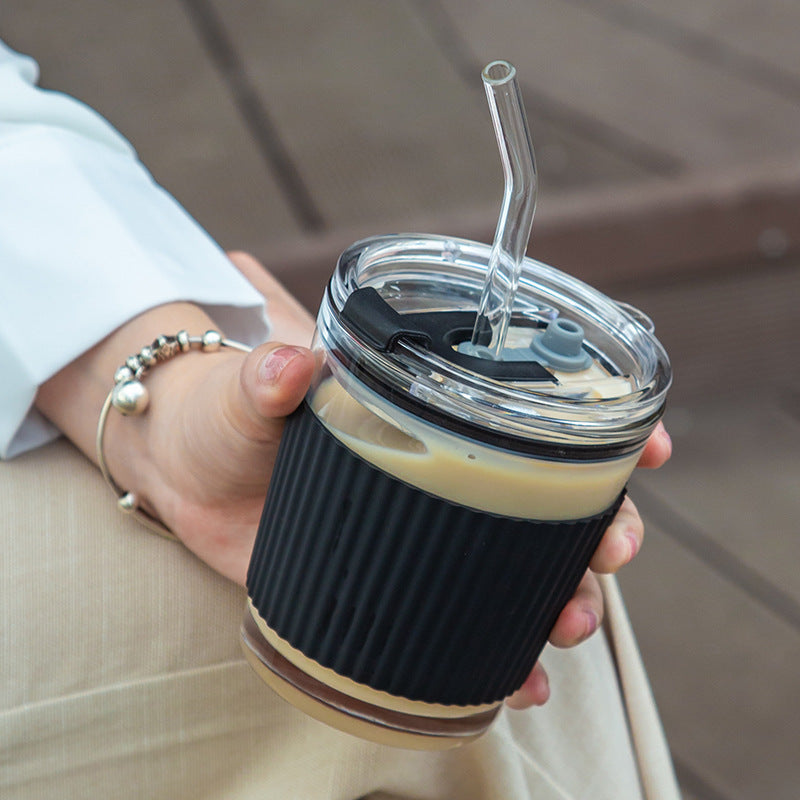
482;60;516;85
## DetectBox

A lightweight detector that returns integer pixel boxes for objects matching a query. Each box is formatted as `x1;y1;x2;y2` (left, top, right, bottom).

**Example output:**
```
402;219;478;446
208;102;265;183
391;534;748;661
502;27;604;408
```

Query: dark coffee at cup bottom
242;599;502;749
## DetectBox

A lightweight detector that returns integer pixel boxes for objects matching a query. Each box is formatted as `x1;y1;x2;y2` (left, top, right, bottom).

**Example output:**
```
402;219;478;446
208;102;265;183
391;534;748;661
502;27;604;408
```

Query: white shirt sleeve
0;41;272;459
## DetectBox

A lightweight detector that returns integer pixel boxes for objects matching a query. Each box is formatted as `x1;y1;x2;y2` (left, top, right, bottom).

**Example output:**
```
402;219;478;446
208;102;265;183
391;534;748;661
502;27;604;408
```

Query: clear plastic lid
315;234;671;460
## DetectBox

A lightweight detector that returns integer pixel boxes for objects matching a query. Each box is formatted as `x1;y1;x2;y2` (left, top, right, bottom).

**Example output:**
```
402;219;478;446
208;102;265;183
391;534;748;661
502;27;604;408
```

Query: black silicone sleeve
247;402;624;706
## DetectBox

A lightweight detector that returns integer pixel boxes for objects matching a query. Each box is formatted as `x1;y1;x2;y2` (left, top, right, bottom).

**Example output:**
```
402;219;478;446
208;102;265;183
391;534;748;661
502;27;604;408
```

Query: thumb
235;343;317;438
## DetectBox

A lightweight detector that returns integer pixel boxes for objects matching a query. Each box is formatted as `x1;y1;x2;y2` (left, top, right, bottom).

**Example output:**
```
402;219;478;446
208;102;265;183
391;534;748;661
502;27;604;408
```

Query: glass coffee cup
241;233;672;749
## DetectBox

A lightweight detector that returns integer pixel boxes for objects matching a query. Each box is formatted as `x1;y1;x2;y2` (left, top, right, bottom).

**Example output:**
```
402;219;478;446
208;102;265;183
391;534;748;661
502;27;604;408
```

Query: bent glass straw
471;60;538;358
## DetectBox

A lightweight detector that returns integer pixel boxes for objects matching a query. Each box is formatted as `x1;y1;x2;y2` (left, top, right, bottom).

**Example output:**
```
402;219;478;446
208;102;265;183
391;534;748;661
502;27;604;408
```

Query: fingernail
660;425;672;449
626;531;640;561
259;347;302;383
538;665;550;699
584;609;599;639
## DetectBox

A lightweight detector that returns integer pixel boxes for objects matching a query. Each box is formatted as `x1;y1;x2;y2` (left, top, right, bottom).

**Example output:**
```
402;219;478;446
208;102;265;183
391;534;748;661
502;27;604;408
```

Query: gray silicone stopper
528;318;592;371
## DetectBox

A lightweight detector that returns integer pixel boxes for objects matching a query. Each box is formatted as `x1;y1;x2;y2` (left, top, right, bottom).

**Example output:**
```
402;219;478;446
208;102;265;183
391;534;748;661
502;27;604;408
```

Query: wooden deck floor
2;2;799;798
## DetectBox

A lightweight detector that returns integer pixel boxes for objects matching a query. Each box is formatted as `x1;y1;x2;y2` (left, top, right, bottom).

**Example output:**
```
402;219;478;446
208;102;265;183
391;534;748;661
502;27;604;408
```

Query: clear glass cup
242;234;671;749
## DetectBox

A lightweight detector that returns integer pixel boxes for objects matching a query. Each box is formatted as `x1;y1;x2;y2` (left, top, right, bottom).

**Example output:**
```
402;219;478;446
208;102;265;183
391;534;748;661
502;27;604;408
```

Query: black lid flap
340;287;555;382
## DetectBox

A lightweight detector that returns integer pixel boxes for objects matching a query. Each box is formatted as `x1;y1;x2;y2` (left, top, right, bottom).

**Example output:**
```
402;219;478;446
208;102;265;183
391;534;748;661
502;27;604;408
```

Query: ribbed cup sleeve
248;402;624;706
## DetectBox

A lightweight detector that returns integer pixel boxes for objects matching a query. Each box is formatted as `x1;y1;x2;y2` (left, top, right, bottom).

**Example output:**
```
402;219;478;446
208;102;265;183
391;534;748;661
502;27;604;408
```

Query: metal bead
202;330;222;352
139;345;157;367
163;339;179;359
126;355;143;374
153;335;178;360
118;492;138;513
177;330;191;352
111;380;150;415
114;365;134;384
154;335;169;353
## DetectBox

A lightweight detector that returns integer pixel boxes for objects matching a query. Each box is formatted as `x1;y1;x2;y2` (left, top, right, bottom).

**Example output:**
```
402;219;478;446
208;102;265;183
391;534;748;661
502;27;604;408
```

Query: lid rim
328;345;663;462
320;234;672;451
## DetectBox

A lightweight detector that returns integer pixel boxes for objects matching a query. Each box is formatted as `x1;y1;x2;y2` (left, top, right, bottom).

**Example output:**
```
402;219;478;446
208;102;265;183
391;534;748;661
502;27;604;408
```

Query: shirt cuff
0;127;271;458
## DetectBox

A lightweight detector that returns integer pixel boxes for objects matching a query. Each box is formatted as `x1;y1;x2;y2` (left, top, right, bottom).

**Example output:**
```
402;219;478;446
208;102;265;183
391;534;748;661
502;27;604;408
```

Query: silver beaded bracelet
95;330;251;541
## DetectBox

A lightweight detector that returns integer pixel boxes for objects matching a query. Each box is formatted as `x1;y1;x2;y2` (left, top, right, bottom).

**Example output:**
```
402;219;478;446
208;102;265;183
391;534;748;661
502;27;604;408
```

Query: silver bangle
95;330;252;541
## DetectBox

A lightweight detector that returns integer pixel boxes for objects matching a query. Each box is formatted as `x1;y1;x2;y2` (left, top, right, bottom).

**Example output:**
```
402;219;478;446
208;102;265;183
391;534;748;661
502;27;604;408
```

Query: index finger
636;422;672;469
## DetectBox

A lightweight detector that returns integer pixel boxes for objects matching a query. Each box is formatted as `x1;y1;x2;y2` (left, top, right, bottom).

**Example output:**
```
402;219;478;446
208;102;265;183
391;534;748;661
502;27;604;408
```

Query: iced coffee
241;233;671;749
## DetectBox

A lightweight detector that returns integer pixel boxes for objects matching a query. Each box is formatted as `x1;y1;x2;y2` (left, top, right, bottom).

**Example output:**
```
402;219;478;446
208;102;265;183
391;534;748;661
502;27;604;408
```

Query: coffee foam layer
311;376;639;520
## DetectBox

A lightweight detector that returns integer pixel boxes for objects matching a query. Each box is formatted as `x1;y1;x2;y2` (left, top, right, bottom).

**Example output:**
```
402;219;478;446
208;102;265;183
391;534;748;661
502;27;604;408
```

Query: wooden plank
616;0;800;85
618;512;800;800
506;116;653;192
256;159;800;314
410;0;681;178
0;0;301;250
615;255;800;402
209;0;651;237
208;0;500;229
438;0;800;167
630;398;800;607
527;158;800;288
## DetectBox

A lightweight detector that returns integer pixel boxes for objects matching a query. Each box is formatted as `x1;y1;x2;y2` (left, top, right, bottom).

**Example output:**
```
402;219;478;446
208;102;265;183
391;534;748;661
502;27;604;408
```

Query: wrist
36;303;219;453
35;306;242;532
102;338;249;525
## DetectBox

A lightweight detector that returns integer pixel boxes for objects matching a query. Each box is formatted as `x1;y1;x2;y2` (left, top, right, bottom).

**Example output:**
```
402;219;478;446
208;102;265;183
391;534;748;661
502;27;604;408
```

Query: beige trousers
1;440;680;799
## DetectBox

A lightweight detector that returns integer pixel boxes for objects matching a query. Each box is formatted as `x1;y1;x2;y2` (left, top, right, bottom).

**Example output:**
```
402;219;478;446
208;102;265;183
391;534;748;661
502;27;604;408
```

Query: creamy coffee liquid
486;325;634;400
549;364;633;399
312;375;639;520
